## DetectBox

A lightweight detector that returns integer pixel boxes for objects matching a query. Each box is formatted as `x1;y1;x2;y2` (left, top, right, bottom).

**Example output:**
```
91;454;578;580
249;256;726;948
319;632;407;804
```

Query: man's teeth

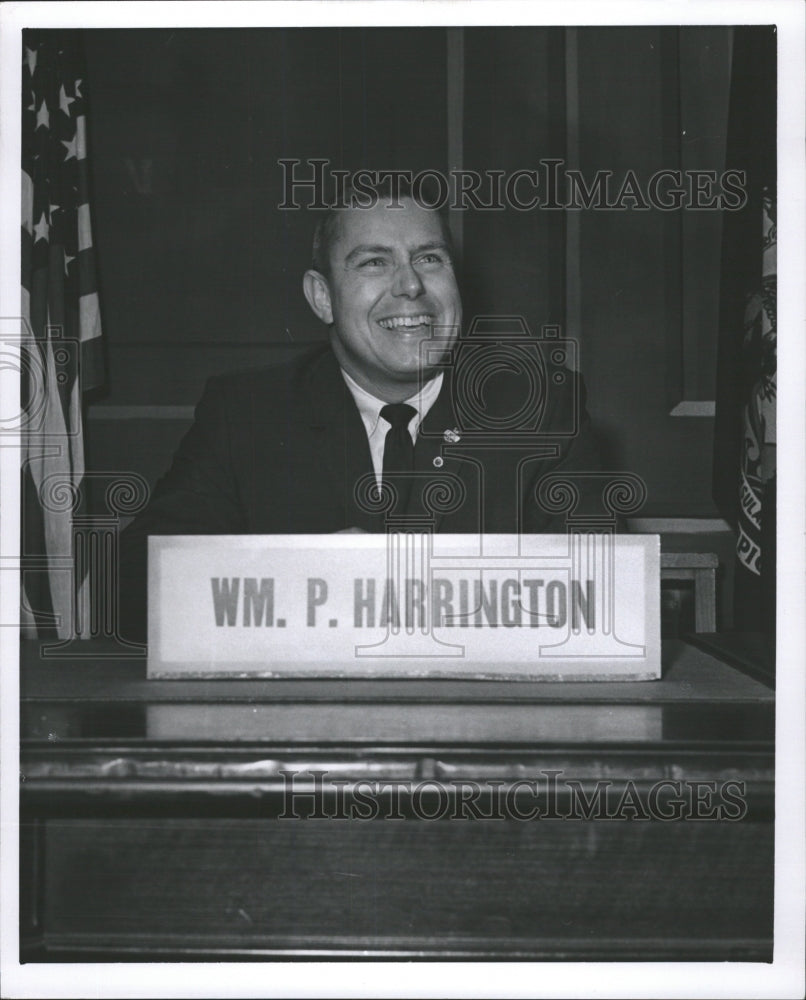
378;315;433;330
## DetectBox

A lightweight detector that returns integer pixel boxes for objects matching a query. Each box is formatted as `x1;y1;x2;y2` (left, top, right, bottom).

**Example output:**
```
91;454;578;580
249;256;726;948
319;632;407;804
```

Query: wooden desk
19;638;774;962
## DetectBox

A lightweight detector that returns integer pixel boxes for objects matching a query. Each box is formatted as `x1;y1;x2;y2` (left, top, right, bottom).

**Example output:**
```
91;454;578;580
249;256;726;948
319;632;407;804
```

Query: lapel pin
443;427;461;444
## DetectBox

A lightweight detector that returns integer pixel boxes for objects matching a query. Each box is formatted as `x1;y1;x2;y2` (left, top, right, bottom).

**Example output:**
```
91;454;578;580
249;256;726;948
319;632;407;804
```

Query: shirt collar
341;369;444;438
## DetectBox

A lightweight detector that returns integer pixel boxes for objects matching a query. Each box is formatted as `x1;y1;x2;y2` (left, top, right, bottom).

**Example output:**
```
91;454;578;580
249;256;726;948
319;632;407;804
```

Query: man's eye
416;253;445;265
359;258;387;269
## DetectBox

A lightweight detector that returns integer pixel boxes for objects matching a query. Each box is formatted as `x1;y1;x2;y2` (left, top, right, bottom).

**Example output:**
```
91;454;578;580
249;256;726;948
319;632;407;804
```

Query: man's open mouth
377;314;434;331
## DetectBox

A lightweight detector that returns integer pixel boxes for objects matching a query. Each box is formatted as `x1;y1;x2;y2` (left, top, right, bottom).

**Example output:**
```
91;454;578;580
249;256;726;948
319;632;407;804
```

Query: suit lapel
301;351;474;533
302;348;381;532
414;373;472;532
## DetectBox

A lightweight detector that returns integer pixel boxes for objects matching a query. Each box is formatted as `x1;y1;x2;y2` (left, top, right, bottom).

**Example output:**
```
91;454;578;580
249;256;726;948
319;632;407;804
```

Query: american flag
21;30;104;638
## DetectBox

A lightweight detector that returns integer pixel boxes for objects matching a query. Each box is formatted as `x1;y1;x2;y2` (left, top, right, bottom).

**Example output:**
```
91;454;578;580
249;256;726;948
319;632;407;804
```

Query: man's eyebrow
412;240;452;256
343;241;452;265
343;244;394;265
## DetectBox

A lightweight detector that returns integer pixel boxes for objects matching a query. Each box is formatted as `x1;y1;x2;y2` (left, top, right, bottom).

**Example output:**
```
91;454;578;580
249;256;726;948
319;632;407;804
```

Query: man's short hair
311;173;456;276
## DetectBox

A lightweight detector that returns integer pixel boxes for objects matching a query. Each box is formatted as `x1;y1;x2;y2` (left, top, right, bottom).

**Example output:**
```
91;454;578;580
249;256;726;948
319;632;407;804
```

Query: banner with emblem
712;26;776;634
736;193;776;582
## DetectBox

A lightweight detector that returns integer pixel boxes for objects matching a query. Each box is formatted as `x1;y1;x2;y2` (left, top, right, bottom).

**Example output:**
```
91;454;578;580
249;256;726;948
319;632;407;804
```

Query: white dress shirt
341;369;444;486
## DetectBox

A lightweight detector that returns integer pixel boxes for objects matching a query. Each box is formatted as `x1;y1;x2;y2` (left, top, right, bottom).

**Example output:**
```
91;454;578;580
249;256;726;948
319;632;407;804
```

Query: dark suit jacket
119;343;603;637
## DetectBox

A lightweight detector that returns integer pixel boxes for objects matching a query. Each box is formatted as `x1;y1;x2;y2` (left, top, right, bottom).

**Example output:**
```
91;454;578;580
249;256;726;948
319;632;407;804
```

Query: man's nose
392;261;425;297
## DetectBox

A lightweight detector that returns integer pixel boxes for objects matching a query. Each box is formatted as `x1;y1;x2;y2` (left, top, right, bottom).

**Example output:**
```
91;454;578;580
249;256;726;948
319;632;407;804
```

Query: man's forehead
331;200;447;255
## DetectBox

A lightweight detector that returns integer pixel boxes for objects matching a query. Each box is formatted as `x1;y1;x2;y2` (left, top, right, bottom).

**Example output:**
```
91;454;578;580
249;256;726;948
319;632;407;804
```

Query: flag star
74;78;83;98
36;100;50;130
61;135;78;160
59;84;75;116
25;46;37;76
33;211;49;243
63;251;76;275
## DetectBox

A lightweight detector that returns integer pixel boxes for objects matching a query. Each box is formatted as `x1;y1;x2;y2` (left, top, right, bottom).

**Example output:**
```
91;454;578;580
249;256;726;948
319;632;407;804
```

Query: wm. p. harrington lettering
210;576;595;629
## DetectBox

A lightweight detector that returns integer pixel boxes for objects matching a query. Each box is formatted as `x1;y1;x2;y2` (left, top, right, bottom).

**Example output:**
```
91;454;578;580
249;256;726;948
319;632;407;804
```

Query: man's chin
382;353;437;379
366;355;436;391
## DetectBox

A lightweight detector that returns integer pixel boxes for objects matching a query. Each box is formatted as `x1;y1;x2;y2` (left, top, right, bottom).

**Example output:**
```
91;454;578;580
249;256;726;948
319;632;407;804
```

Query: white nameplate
147;533;660;680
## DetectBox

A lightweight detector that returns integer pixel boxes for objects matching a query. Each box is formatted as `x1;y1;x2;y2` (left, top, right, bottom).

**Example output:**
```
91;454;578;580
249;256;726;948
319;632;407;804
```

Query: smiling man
119;178;604;638
303;194;461;402
300;191;462;512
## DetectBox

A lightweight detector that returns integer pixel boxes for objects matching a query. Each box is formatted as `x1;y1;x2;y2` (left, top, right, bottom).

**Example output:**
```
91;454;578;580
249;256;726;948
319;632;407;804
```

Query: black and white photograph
1;1;804;997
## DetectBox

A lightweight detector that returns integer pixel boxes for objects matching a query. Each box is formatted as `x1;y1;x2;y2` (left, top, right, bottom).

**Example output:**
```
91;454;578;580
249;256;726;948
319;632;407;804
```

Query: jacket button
433;456;444;468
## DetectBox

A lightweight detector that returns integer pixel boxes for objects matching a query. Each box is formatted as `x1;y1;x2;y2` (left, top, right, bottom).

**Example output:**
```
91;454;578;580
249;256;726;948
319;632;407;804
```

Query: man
119;180;603;638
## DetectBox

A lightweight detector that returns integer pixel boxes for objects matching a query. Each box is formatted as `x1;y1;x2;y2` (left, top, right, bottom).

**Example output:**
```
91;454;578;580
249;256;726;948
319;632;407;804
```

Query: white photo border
1;2;803;998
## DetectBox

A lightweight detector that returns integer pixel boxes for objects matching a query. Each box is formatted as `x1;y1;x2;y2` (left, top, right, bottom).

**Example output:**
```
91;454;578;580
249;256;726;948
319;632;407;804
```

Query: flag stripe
77;247;99;300
79;292;102;341
21;461;57;637
77;202;92;251
74;115;86;160
22;169;34;234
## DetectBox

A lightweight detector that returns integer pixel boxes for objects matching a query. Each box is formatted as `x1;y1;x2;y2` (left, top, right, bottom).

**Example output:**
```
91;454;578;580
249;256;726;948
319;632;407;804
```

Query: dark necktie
380;403;417;511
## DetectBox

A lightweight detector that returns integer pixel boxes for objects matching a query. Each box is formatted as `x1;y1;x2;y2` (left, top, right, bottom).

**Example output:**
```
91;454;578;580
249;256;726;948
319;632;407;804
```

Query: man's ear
303;269;333;326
